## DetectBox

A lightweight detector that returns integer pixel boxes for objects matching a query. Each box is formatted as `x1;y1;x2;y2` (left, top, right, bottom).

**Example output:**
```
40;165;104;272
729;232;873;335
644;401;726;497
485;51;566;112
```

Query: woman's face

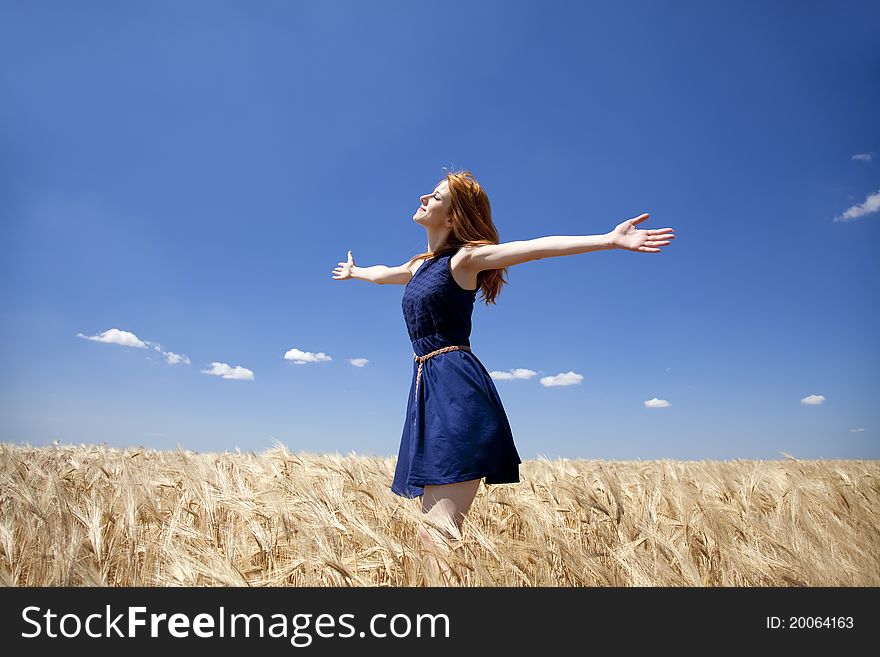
412;180;451;227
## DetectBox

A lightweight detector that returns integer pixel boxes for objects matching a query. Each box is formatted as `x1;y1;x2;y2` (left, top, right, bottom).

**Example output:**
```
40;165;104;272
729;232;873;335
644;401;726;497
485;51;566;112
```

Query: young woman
331;170;675;580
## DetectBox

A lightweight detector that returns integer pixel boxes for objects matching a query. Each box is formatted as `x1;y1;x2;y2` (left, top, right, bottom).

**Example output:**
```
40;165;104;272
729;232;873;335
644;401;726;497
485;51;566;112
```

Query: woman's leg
417;478;481;583
421;478;481;533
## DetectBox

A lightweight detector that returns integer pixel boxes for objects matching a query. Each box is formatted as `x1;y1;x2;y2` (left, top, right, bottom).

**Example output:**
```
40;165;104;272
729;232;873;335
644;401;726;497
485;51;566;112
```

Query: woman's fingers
332;253;355;279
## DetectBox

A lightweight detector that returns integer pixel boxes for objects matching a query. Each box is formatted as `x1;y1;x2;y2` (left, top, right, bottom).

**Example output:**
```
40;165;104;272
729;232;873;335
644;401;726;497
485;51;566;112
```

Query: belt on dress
412;345;471;402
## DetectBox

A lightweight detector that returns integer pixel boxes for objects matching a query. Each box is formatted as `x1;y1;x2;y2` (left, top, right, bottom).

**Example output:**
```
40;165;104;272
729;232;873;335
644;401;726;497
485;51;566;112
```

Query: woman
331;170;675;581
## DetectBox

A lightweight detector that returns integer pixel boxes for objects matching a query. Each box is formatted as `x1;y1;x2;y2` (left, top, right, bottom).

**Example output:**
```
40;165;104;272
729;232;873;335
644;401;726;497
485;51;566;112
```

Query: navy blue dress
391;247;522;499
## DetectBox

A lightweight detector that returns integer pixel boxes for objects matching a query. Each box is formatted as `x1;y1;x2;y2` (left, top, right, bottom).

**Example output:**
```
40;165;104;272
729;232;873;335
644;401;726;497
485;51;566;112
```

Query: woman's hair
408;169;508;305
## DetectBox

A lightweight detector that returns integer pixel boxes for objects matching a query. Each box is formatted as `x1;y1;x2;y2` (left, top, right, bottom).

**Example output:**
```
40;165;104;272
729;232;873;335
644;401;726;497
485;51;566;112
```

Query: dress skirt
391;347;522;499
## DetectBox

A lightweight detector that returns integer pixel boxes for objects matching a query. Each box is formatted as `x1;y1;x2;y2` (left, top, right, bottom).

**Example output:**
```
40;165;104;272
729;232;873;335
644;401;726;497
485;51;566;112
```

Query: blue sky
1;0;878;461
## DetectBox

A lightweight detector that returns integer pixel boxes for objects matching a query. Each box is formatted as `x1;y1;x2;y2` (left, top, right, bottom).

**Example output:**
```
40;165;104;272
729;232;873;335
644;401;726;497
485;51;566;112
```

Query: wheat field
0;442;877;586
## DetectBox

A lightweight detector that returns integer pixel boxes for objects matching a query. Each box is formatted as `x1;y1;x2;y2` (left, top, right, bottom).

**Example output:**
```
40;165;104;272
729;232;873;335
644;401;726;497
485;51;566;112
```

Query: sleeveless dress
391;247;522;499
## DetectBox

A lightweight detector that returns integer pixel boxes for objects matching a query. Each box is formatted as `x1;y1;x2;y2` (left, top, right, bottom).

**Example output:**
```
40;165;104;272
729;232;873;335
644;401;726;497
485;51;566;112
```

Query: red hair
409;169;508;305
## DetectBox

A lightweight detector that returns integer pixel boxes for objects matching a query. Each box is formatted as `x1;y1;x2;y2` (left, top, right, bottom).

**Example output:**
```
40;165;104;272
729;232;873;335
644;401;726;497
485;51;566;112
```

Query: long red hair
408;169;508;305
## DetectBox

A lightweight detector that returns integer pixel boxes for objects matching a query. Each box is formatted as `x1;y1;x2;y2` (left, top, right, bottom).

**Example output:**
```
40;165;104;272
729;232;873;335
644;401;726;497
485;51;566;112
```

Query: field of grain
0;442;877;586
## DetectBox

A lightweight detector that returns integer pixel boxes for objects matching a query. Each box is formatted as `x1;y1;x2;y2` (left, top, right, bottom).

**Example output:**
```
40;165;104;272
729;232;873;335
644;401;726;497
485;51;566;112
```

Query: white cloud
145;341;189;365
644;397;671;408
800;394;825;405
833;189;880;222
201;362;254;381
348;358;369;367
850;427;865;432
283;347;332;365
77;328;147;348
164;351;190;365
539;371;583;387
852;153;873;162
78;333;189;366
490;368;538;380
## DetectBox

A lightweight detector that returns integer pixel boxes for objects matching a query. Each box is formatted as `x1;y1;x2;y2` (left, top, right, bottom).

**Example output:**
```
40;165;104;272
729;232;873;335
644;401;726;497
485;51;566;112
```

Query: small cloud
201;362;254;381
283;347;332;365
77;328;147;348
644;397;671;408
849;427;865;432
164;351;190;365
539;371;583;387
490;368;538;380
348;358;369;367
665;367;672;372
800;394;825;405
145;340;189;365
852;153;873;162
833;189;880;222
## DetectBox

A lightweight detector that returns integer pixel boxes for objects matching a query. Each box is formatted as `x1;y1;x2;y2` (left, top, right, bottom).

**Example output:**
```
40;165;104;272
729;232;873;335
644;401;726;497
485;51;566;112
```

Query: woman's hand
332;250;356;280
608;213;676;253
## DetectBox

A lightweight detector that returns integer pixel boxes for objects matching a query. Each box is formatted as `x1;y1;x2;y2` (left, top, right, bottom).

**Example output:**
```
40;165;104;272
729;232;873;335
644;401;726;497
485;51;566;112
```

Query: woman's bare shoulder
405;255;427;275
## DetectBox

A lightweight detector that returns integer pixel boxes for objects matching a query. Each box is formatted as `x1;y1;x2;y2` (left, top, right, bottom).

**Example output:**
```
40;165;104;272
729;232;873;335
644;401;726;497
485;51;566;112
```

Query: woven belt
412;345;471;402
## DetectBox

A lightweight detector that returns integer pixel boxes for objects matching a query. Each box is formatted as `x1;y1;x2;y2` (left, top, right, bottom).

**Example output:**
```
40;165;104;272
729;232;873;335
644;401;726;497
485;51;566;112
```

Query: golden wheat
1;442;877;586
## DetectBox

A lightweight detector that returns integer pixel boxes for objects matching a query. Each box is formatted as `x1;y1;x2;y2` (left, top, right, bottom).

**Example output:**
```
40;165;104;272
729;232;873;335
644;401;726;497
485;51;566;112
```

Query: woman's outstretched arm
331;250;414;285
464;213;675;271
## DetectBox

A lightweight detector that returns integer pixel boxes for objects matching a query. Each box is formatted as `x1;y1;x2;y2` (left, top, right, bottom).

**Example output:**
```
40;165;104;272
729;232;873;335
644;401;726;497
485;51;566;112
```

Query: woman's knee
418;523;454;551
